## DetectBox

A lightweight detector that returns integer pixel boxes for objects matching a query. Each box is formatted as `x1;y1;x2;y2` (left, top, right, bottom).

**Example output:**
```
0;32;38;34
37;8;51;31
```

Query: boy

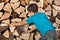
11;4;56;40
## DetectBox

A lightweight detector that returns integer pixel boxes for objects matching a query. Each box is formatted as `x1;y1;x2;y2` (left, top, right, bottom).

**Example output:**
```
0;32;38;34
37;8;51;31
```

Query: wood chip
3;30;9;38
0;2;4;10
3;3;12;13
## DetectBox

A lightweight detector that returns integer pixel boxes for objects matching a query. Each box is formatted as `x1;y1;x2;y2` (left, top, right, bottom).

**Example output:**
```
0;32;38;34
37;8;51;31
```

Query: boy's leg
40;30;56;40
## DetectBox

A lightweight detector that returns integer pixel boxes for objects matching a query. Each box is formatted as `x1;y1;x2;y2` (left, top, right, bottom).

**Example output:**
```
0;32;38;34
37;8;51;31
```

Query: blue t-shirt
26;12;55;37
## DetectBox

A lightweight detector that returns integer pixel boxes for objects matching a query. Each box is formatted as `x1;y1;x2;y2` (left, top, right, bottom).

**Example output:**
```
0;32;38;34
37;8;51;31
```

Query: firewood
54;0;60;6
11;18;21;23
0;23;8;26
47;0;53;4
53;23;59;29
13;38;16;40
20;33;30;40
10;0;19;3
1;12;11;20
2;19;10;24
29;33;34;40
45;11;51;16
53;5;60;11
20;0;26;6
0;26;8;33
0;12;3;18
0;2;4;10
56;18;60;24
9;25;16;32
4;0;9;3
29;1;36;4
15;6;25;13
25;0;30;5
40;0;44;8
16;37;22;40
20;12;26;17
0;0;4;3
38;8;45;12
35;32;41;40
36;2;41;8
10;2;20;10
43;0;48;9
3;3;12;13
25;5;28;14
45;5;52;11
13;30;19;36
3;30;9;38
53;9;58;17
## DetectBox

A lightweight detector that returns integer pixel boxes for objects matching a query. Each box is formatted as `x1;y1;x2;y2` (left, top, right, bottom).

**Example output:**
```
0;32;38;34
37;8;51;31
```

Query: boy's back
26;12;55;37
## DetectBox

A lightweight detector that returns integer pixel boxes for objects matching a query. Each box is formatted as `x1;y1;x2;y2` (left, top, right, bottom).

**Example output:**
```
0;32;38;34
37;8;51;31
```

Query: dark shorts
40;30;56;40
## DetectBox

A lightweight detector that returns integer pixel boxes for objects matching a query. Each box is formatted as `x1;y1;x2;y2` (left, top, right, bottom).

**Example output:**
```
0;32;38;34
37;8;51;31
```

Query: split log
0;2;4;10
10;0;19;3
3;30;9;38
56;18;60;24
10;2;20;10
4;0;9;3
11;18;21;23
29;1;36;4
53;9;58;17
45;5;52;11
15;6;25;13
3;3;12;13
54;0;60;6
2;19;10;24
20;33;30;40
53;23;59;29
47;0;53;4
9;25;16;32
13;30;19;36
45;11;51;16
0;23;8;26
0;12;3;18
1;12;11;20
36;2;41;8
20;12;26;18
16;37;22;40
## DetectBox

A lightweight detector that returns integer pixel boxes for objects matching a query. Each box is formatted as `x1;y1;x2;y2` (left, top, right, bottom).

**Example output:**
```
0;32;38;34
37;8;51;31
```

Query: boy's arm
11;20;27;26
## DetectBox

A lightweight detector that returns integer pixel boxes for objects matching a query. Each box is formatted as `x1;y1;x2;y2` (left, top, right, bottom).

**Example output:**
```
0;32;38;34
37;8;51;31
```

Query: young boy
11;4;56;40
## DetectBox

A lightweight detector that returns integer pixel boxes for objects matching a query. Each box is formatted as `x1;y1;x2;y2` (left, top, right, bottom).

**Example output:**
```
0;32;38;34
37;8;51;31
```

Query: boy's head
27;4;38;13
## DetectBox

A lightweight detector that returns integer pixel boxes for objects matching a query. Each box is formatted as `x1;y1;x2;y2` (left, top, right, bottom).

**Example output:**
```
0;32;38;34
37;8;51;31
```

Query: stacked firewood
0;0;60;40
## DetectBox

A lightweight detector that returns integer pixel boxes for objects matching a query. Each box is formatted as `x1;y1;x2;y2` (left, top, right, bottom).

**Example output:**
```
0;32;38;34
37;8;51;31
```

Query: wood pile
0;0;60;40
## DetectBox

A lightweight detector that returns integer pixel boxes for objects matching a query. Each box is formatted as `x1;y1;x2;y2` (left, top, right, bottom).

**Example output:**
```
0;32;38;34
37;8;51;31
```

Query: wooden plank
0;2;4;10
10;2;20;10
2;19;10;24
20;12;26;17
15;6;25;13
3;3;12;13
0;12;3;18
1;12;11;20
3;30;9;38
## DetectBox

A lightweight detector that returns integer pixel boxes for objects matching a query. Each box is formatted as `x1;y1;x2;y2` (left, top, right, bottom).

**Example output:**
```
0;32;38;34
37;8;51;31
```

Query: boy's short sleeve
26;16;33;24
